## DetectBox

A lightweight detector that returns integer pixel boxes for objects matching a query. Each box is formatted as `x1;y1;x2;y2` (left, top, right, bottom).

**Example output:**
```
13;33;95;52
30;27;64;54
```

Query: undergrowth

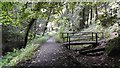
54;23;119;43
83;23;119;39
53;28;64;43
0;35;50;68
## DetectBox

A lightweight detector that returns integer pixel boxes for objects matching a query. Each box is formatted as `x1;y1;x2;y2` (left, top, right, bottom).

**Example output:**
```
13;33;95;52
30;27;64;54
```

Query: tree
24;18;36;48
42;7;52;36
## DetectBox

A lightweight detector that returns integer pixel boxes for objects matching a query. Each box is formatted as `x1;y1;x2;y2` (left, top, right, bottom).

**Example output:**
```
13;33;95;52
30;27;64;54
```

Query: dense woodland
0;1;120;67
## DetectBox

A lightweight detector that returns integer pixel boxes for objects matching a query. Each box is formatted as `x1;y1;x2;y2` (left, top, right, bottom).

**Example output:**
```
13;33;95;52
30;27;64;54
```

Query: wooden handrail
62;32;103;49
62;31;104;49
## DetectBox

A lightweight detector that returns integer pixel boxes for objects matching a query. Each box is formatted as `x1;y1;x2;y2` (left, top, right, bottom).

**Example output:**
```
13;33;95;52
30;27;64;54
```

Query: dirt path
18;37;81;67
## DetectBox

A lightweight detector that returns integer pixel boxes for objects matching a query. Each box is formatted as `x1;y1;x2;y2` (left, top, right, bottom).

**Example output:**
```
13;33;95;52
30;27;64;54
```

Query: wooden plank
62;32;103;36
80;48;105;54
62;32;103;38
70;38;95;42
63;41;100;45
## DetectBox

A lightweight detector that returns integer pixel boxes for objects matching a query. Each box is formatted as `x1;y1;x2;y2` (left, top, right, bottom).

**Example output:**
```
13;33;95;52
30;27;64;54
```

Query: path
18;37;81;67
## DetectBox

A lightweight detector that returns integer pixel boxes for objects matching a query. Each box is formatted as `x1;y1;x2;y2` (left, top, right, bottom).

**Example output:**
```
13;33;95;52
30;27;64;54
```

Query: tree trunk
104;3;107;16
23;18;36;48
95;4;98;21
83;7;85;25
33;22;36;38
90;6;92;24
86;6;90;27
80;7;85;29
42;9;52;36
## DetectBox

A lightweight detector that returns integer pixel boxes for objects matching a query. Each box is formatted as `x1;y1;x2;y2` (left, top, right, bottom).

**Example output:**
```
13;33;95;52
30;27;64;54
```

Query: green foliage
0;49;21;68
105;23;119;38
47;31;57;36
0;35;49;67
83;23;103;32
7;44;38;66
54;35;62;43
0;1;120;67
54;28;63;43
99;13;117;27
0;5;21;27
32;36;49;44
83;22;119;38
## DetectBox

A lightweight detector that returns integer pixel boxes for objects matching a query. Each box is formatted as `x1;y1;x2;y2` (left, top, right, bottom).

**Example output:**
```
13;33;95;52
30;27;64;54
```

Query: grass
0;35;50;68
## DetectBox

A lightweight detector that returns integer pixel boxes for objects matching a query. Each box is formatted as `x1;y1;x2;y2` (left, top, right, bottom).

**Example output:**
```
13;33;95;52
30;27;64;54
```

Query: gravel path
18;37;81;67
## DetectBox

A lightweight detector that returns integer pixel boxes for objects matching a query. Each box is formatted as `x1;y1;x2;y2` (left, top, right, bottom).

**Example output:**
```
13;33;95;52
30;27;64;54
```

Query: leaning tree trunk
23;18;36;48
42;9;52;36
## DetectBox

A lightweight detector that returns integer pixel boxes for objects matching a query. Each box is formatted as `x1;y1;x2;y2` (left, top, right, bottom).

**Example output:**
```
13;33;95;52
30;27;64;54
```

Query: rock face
106;36;120;57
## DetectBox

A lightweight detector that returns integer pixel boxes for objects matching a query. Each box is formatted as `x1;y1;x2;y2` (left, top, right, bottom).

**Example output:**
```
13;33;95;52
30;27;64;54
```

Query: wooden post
68;34;70;50
67;33;69;42
95;33;98;44
92;32;94;41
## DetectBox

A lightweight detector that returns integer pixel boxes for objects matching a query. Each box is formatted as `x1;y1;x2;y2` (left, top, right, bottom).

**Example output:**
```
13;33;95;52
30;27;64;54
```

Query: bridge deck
63;41;100;45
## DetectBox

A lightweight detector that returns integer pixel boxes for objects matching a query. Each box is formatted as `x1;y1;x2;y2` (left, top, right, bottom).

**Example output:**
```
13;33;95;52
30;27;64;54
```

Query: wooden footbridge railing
62;32;104;49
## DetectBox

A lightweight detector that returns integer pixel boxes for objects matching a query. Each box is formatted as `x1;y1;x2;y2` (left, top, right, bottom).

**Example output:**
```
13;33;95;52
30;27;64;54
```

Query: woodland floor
17;37;120;68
